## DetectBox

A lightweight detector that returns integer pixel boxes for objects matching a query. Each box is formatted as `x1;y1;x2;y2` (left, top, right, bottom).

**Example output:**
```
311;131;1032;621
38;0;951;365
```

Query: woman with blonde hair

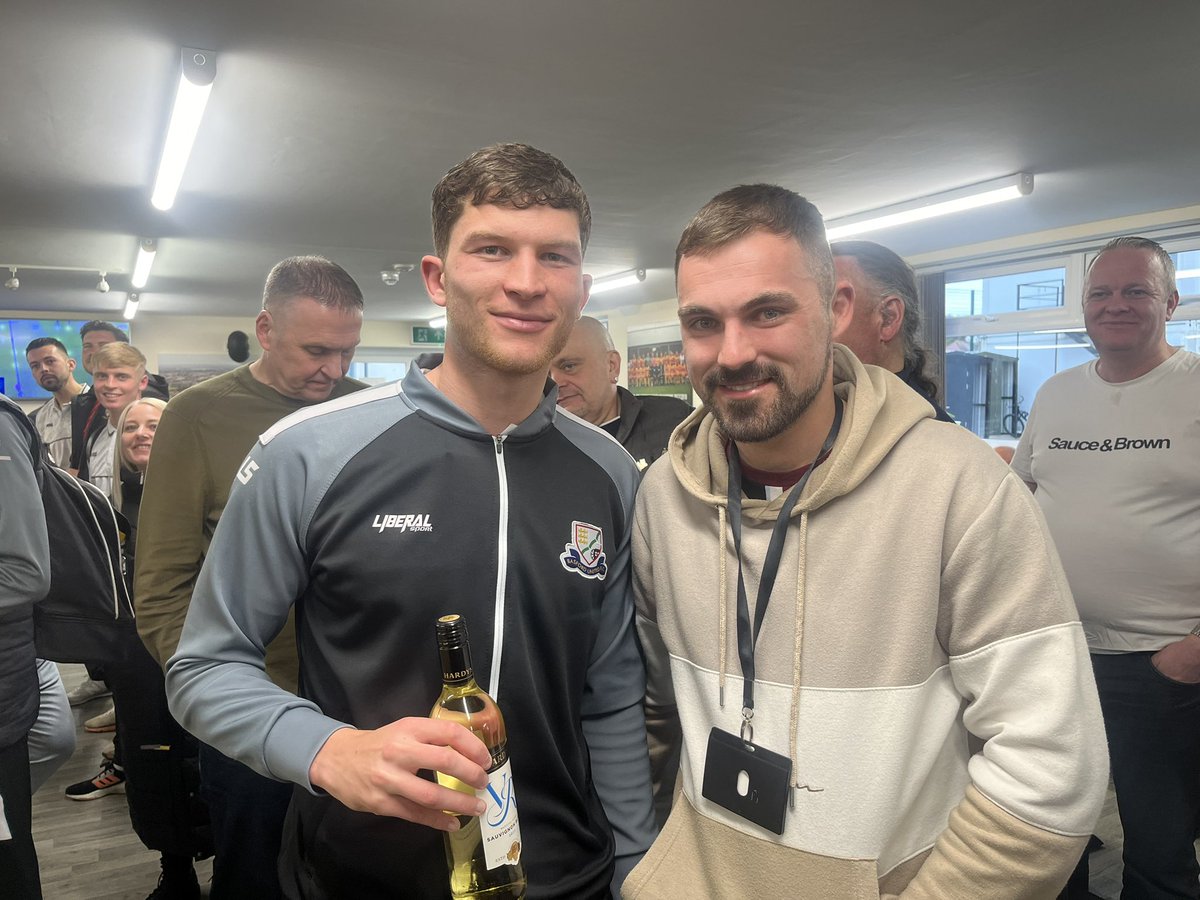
66;395;208;898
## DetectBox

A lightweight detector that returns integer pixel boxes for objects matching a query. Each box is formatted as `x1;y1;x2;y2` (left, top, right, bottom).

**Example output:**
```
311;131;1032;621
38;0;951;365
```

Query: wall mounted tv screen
1;319;131;400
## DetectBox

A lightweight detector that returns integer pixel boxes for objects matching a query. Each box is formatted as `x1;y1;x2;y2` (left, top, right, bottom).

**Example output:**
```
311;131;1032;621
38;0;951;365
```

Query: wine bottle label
478;759;522;870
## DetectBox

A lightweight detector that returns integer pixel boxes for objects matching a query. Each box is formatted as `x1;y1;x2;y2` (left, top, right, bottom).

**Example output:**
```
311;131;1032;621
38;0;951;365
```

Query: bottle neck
439;640;475;686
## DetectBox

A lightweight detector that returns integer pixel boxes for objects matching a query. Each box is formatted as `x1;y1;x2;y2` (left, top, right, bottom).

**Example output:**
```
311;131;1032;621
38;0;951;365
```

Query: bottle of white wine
431;614;526;900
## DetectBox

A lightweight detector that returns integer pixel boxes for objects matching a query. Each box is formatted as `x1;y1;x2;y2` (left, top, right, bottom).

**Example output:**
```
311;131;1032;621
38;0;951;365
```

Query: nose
504;250;547;300
716;322;755;371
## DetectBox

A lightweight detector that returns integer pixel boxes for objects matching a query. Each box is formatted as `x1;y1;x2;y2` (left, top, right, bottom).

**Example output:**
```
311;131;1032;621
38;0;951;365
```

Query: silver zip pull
494;435;504;455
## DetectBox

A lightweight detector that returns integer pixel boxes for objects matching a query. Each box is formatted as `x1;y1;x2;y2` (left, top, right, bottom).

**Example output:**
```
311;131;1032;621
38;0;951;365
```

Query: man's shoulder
166;367;255;419
553;407;640;484
257;380;407;451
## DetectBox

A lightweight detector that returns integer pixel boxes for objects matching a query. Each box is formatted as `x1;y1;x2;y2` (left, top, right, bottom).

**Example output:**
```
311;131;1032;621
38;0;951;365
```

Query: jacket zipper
490;435;509;700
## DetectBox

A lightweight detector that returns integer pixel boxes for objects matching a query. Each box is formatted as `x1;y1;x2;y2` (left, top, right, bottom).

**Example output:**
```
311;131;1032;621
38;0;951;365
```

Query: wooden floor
32;664;212;900
30;665;1197;899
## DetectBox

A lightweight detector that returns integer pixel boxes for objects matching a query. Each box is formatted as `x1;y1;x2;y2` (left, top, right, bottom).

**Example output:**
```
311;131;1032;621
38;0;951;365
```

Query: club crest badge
559;520;608;581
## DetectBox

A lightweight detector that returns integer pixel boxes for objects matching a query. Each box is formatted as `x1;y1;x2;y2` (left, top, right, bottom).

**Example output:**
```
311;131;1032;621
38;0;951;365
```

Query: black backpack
2;398;137;664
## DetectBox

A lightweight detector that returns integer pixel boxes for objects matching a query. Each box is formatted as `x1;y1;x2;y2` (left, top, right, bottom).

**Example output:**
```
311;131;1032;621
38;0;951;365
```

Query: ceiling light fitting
96;271;110;293
589;268;646;296
131;238;157;289
428;315;447;329
381;263;416;286
151;48;217;211
5;267;18;290
824;173;1035;240
123;293;140;320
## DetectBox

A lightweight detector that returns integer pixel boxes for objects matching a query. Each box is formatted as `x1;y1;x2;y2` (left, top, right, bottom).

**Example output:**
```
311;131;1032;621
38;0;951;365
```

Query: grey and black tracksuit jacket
166;361;655;899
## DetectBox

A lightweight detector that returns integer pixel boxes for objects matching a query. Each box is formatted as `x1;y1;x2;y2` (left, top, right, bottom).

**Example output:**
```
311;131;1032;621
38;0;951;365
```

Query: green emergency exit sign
412;326;446;344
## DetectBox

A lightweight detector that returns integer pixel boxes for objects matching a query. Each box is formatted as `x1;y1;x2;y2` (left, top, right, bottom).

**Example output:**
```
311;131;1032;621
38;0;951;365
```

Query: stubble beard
702;342;831;444
39;373;64;392
443;279;578;377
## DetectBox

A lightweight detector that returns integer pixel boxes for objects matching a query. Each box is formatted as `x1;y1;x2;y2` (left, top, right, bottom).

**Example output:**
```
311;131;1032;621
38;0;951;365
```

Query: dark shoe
145;855;200;900
65;760;126;800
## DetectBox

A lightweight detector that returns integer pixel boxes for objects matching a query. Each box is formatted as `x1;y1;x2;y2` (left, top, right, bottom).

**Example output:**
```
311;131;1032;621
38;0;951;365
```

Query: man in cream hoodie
627;184;1108;899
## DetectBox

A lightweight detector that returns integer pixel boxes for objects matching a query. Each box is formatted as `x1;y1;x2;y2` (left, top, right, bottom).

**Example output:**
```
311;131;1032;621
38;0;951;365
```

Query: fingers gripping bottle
431;614;526;900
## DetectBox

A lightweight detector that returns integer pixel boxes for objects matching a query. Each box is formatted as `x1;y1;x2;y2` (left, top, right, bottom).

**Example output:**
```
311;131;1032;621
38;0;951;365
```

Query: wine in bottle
431;614;526;900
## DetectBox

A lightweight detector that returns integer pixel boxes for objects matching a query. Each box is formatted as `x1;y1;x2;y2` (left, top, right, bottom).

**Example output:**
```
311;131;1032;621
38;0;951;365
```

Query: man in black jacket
552;316;691;468
0;394;51;899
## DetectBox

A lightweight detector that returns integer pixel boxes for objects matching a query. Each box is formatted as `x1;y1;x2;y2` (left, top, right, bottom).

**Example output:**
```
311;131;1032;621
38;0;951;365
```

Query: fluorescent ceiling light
825;173;1034;241
151;49;216;211
589;268;646;296
123;293;140;320
428;315;447;329
1176;268;1200;280
131;238;157;288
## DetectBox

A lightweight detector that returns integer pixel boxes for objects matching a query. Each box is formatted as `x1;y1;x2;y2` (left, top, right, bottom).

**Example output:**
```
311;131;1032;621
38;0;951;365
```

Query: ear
878;296;904;343
254;309;273;351
1166;289;1180;320
606;349;621;383
421;255;448;309
66;357;76;373
579;273;592;316
138;373;149;393
830;279;855;339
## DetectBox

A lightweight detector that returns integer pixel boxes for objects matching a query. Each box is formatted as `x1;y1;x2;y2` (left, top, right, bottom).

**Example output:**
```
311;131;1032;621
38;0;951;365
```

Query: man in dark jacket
0;394;51;899
552;316;691;468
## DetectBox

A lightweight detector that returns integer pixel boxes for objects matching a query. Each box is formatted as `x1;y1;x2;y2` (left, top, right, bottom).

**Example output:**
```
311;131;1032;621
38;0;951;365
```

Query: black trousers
0;736;42;900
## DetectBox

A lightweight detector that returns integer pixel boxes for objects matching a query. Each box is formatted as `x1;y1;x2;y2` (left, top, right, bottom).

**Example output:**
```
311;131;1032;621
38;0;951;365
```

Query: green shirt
134;364;365;691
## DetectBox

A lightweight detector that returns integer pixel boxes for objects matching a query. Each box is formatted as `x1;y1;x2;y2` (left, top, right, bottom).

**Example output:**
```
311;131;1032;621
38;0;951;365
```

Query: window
945;266;1066;318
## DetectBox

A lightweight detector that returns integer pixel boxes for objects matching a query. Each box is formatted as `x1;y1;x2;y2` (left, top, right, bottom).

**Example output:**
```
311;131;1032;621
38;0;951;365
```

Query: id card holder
701;727;791;834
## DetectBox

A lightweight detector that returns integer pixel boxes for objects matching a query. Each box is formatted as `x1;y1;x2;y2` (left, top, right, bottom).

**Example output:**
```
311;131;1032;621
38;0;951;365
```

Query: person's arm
165;434;490;827
0;410;50;613
632;494;681;827
134;406;213;667
580;480;657;895
893;472;1107;899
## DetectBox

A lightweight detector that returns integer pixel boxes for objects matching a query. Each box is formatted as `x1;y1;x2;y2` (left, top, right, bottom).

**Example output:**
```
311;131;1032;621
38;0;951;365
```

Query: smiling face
26;344;76;392
1084;246;1179;362
423;202;591;377
92;364;148;414
677;228;832;446
120;401;161;472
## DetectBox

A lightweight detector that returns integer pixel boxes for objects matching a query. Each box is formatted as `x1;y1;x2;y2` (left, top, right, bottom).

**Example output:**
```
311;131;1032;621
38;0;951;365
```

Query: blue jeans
200;741;293;899
1094;651;1200;899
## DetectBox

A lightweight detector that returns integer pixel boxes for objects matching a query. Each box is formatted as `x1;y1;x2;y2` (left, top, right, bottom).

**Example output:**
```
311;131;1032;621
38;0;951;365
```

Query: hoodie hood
668;344;934;522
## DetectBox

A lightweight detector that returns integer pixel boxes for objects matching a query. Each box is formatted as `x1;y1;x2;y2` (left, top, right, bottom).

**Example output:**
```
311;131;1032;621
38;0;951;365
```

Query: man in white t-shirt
1013;236;1200;899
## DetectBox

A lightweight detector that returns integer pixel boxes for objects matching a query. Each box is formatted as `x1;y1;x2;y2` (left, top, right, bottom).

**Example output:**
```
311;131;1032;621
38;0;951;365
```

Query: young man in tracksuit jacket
166;143;655;899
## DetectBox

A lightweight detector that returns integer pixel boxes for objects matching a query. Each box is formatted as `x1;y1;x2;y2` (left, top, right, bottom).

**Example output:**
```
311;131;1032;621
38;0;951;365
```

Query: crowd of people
0;142;1196;900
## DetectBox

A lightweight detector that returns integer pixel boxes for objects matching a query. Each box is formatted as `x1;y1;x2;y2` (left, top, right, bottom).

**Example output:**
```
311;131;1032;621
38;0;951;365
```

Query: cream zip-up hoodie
627;346;1107;900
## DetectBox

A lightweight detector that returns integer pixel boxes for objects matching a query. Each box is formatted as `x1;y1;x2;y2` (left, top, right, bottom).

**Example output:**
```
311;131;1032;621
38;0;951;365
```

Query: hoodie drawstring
788;510;809;806
717;503;728;708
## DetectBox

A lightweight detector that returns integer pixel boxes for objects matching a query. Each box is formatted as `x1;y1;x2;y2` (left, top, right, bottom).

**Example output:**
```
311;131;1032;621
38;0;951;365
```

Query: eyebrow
679;291;797;319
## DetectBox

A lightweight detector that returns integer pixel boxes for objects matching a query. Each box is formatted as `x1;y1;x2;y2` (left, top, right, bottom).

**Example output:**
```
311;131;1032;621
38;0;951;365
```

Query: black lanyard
725;396;842;738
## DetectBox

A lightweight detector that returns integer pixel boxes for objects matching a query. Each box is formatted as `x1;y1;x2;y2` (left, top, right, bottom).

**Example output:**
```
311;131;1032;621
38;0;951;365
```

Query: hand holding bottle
308;717;492;831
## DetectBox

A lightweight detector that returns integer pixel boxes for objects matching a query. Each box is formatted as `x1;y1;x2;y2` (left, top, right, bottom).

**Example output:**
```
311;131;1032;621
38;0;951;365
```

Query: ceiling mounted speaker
227;330;250;363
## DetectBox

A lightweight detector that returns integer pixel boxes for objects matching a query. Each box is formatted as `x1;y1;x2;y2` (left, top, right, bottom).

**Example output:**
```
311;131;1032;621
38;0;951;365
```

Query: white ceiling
1;0;1197;321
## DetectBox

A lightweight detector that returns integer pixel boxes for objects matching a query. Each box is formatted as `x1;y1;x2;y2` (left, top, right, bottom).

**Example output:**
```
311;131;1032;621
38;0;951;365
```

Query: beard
38;373;65;392
700;343;831;444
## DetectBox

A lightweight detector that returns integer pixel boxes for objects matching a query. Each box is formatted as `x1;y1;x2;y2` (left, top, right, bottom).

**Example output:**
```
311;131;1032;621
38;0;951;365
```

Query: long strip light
589;268;646;296
825;174;1034;241
428;315;447;329
151;49;217;211
131;238;157;288
123;293;140;320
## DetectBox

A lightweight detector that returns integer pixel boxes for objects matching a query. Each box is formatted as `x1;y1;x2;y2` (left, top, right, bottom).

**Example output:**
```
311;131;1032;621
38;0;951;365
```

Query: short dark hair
79;321;129;342
262;256;364;312
675;183;834;305
25;337;70;358
431;143;592;259
1089;236;1177;293
831;240;940;402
